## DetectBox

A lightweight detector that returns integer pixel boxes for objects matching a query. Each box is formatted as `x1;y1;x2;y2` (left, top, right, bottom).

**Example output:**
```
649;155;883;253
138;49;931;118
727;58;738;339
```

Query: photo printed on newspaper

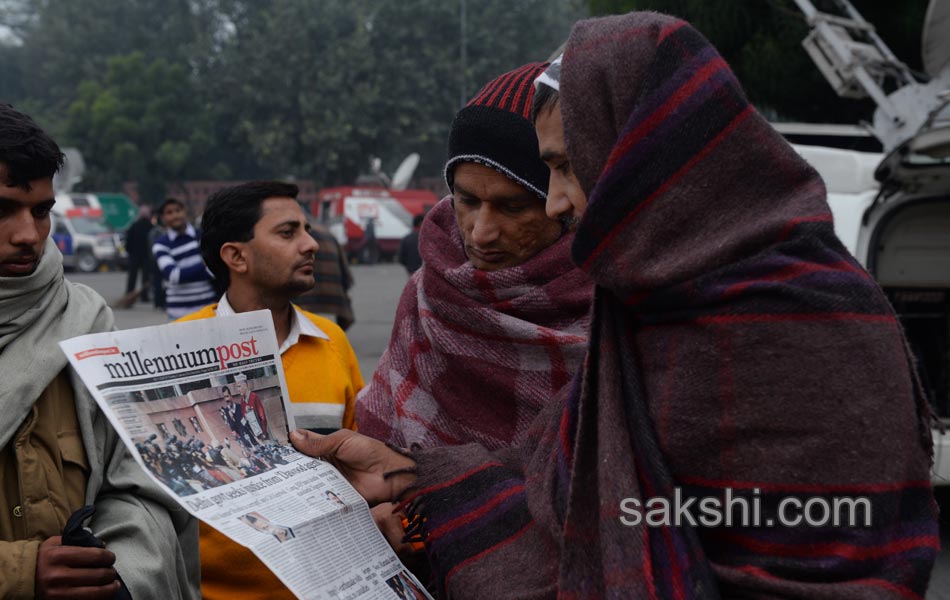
59;310;431;600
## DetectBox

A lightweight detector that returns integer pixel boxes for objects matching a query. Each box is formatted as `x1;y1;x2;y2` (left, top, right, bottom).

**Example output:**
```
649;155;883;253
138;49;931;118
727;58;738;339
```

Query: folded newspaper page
59;310;431;600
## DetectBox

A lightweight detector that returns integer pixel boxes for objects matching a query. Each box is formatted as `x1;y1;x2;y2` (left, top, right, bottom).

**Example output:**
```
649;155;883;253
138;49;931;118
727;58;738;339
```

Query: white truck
789;0;950;483
51;193;120;272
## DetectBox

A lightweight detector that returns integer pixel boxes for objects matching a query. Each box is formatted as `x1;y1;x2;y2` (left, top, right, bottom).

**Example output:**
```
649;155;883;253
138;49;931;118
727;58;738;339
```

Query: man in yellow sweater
178;180;363;600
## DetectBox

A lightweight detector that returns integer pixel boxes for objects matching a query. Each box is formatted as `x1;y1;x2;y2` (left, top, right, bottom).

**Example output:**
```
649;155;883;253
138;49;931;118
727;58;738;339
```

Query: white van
793;137;950;484
51;193;119;272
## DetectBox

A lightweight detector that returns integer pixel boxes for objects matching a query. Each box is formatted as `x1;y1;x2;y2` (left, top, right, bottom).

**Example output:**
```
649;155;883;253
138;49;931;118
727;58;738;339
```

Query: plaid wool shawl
355;197;592;450
405;12;939;599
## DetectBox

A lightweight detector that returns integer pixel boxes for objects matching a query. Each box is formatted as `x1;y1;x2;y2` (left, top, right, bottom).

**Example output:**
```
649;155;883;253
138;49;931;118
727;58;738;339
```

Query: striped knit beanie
444;62;550;200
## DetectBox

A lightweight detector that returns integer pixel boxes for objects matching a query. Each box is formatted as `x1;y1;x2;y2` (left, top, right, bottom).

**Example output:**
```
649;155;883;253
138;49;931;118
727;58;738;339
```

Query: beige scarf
0;237;113;447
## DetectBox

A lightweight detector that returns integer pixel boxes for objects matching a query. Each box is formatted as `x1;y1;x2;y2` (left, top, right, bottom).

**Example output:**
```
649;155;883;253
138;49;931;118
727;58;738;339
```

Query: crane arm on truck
792;0;950;153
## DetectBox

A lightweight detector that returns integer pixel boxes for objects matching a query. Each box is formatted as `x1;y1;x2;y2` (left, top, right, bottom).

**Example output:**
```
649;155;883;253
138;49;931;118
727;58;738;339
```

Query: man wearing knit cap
355;63;593;453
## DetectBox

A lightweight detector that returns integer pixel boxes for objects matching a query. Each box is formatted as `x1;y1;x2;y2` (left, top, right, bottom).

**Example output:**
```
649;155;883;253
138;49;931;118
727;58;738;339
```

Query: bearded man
178;180;363;600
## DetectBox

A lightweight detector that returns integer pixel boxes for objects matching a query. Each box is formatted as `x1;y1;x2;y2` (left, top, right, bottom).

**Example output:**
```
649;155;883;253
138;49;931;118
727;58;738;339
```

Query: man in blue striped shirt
152;198;217;319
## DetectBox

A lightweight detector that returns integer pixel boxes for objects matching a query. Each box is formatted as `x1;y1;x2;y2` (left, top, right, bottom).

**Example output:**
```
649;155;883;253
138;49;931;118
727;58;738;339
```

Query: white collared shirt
214;293;329;354
166;223;197;242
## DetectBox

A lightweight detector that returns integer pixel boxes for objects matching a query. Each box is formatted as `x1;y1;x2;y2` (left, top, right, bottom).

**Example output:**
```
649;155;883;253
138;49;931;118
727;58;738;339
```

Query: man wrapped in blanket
293;12;939;599
355;61;595;565
355;62;593;453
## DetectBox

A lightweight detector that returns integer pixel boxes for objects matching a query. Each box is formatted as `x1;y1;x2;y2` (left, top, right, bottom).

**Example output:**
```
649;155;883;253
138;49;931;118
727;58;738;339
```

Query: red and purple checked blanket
355;197;593;451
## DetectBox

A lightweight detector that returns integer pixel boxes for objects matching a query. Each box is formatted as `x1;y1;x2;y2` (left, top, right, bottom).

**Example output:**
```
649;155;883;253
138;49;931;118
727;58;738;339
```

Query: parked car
51;193;120;272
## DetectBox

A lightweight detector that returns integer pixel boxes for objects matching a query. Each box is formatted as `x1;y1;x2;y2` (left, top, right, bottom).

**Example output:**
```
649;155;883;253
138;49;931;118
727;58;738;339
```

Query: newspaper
59;310;432;600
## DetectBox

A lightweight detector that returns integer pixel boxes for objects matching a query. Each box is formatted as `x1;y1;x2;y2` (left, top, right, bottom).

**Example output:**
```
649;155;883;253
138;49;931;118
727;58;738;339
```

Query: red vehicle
312;186;438;262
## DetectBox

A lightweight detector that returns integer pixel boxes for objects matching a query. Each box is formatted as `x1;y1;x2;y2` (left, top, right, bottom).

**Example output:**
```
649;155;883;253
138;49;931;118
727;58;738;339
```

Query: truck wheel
77;251;99;273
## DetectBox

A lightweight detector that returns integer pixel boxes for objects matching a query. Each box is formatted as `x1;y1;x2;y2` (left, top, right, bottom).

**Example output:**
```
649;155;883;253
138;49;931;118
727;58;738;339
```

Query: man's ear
220;242;248;275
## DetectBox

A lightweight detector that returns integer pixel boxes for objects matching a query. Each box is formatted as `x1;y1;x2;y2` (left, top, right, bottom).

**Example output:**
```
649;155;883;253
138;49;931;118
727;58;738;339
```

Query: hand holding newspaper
60;310;431;600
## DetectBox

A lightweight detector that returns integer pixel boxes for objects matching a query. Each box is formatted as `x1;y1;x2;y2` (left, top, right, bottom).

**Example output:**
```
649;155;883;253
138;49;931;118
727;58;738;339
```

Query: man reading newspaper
0;104;199;598
177;180;364;600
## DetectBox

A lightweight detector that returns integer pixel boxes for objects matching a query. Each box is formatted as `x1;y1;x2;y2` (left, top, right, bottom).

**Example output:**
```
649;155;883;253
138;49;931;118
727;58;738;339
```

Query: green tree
65;52;219;201
11;0;220;111
207;0;585;185
6;0;587;193
366;0;586;178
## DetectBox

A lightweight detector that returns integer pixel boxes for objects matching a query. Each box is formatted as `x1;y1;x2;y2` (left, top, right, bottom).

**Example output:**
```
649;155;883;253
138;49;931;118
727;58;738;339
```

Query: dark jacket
398;229;422;273
125;216;153;259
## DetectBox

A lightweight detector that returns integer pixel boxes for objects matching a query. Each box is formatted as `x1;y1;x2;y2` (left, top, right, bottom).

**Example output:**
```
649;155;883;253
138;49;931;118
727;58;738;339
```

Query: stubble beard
285;272;316;298
560;215;581;231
